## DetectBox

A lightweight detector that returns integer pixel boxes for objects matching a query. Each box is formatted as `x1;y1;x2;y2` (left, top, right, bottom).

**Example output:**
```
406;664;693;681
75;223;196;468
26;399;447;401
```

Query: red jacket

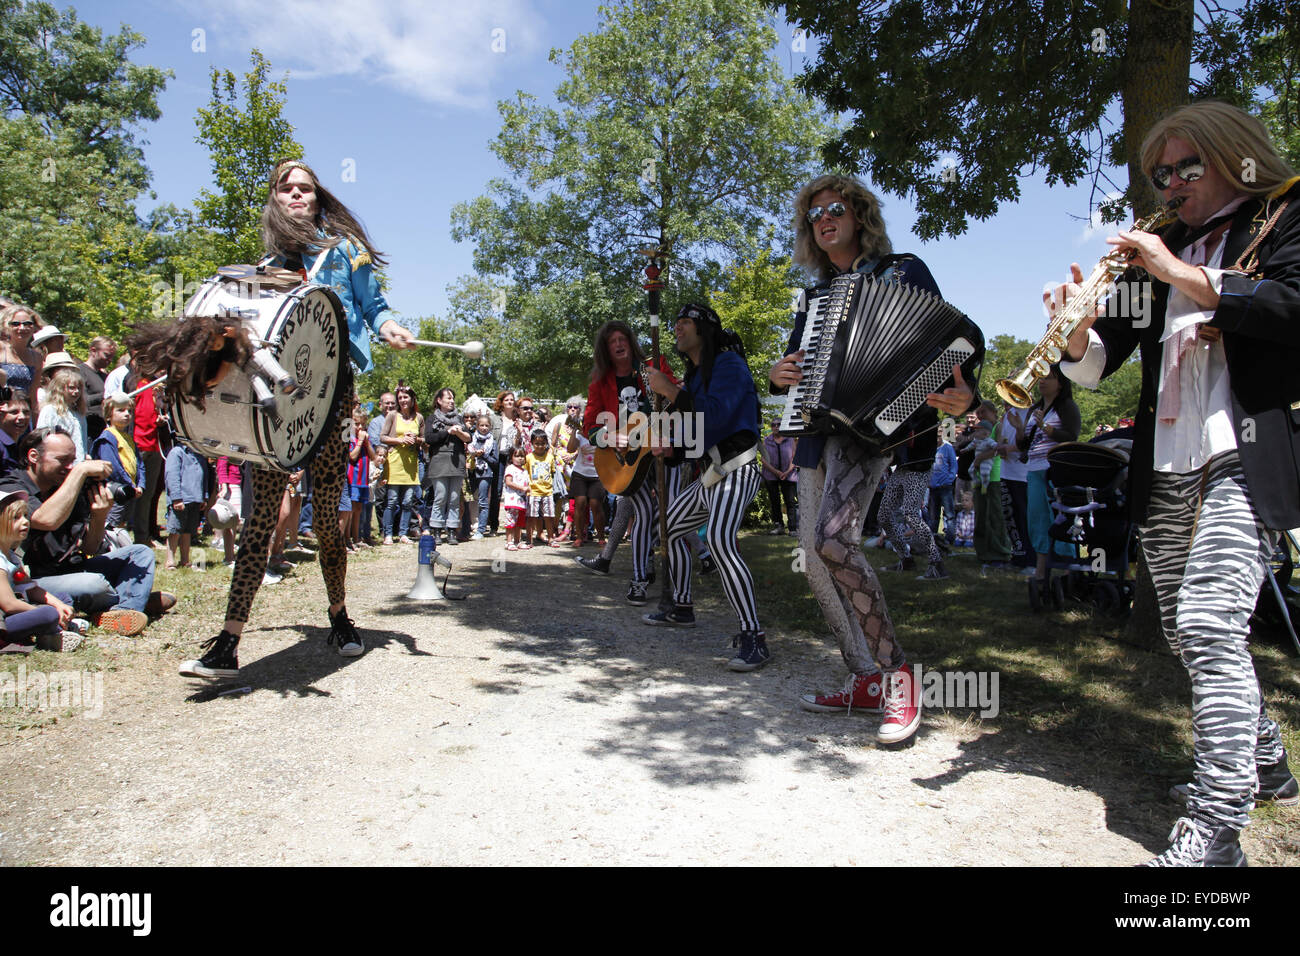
583;355;677;440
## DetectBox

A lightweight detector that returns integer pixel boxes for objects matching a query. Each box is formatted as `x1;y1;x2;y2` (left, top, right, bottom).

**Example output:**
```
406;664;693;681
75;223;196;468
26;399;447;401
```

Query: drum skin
173;276;348;472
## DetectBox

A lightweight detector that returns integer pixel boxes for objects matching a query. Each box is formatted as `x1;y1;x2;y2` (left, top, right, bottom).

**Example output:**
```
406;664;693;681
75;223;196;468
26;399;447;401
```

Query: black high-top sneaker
179;631;241;679
1143;818;1246;867
327;608;365;658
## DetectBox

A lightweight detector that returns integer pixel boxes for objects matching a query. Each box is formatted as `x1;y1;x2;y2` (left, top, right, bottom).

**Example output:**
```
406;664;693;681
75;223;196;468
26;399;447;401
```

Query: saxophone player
1052;101;1300;866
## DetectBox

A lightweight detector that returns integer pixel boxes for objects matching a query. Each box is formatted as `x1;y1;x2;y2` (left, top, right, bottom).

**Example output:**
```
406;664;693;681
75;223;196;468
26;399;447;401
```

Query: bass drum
172;274;347;472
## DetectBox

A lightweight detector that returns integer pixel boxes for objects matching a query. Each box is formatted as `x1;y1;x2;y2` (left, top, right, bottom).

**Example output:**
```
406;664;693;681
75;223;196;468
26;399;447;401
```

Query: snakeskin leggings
801;436;902;672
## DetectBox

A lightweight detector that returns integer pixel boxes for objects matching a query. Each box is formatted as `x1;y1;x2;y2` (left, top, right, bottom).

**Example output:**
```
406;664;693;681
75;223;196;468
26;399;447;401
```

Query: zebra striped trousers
1141;452;1285;832
663;462;762;632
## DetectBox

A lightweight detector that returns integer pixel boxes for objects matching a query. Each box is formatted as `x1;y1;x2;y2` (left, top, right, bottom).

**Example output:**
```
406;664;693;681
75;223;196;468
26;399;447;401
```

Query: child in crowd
214;455;243;565
346;404;378;551
466;414;497;541
969;421;998;492
954;490;975;548
90;393;144;531
164;442;213;570
36;368;89;461
525;430;557;547
0;490;78;652
502;447;529;550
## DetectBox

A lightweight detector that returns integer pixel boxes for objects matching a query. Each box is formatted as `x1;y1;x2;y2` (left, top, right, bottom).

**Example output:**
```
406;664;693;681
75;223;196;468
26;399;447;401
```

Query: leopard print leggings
225;398;349;625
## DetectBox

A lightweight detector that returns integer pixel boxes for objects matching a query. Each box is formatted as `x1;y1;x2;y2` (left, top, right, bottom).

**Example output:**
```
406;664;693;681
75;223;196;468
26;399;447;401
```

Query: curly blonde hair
792;174;893;281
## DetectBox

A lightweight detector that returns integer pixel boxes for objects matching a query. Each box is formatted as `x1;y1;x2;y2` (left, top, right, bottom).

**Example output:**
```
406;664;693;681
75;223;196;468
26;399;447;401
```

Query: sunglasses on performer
806;201;847;225
1150;156;1204;191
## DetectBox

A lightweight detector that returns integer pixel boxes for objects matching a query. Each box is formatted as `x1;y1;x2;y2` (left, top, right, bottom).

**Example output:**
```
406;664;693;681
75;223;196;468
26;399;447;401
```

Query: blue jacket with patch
274;236;393;374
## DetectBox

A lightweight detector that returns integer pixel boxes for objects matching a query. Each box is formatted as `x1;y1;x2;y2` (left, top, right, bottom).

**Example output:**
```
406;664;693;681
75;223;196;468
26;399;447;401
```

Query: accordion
779;273;982;453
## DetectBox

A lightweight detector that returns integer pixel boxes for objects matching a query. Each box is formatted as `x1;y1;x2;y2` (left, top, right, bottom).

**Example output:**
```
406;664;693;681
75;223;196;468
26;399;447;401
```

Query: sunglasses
8;321;35;329
519;405;533;411
1150;155;1204;191
806;201;847;225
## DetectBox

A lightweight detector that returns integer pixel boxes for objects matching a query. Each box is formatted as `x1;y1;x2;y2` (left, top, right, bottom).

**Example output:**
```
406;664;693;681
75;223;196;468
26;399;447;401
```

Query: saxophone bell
995;198;1184;409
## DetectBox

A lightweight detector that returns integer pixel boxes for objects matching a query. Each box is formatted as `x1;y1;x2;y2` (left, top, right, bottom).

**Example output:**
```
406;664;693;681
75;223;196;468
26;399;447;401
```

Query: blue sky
71;0;1127;345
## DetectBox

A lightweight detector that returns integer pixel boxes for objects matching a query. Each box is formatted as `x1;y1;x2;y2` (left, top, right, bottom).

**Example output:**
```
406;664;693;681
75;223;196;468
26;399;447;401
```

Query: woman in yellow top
380;385;424;544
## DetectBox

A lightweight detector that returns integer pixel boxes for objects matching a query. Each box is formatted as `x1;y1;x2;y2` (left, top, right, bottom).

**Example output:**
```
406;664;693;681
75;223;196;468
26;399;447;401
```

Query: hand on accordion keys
924;364;975;416
769;350;805;389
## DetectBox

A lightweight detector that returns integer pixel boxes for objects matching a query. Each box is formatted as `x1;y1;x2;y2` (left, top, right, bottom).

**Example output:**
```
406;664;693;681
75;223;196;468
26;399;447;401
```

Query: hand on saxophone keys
1045;264;1101;363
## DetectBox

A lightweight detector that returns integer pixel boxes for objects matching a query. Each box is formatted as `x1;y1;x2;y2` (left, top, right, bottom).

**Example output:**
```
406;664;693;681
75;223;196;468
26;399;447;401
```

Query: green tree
777;0;1299;234
194;50;304;267
0;0;170;189
0;2;170;331
0;116;143;329
451;0;833;390
709;246;799;389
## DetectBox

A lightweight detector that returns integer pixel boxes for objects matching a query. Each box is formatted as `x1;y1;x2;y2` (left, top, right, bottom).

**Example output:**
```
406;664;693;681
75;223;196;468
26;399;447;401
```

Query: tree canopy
776;0;1299;235
451;0;834;395
194;50;304;269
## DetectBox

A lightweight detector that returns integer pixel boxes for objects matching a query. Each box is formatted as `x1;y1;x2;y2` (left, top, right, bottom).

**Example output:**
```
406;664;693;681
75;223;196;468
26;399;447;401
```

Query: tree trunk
1121;0;1195;214
1118;0;1193;646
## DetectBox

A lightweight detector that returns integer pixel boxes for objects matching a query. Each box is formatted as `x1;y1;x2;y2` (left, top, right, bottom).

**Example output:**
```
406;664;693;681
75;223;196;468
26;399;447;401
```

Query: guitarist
643;303;767;671
574;320;680;606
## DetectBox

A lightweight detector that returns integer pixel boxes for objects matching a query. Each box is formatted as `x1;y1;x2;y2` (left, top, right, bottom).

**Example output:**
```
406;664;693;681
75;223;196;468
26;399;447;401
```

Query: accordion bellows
780;273;983;453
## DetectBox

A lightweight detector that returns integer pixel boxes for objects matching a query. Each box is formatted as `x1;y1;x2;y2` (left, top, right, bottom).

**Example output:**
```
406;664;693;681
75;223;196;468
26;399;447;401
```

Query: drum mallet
248;348;297;394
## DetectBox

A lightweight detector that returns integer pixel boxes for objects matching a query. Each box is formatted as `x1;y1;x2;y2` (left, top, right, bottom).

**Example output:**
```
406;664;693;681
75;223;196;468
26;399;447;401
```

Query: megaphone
407;531;453;600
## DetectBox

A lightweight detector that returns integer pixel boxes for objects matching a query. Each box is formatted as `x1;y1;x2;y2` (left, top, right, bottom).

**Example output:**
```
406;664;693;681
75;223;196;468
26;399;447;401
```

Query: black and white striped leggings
599;463;682;582
663;462;761;632
1142;452;1285;832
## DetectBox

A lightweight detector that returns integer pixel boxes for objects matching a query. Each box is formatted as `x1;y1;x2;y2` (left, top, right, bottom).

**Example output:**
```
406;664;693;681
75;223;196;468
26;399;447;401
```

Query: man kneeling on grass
0;427;173;635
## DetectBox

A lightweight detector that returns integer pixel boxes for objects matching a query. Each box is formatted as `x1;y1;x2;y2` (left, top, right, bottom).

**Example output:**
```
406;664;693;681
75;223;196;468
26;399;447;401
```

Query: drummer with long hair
130;158;413;679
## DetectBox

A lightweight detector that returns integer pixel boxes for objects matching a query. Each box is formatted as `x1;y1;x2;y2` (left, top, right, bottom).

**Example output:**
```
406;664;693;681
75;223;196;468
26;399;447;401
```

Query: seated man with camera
0;426;170;635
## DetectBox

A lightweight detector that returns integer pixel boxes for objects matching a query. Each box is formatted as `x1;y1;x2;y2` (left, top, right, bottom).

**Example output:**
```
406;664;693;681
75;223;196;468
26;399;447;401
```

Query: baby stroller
1028;436;1136;615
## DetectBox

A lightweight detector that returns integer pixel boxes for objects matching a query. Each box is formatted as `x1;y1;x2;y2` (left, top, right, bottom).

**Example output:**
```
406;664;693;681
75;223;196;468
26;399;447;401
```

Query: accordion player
778;270;984;455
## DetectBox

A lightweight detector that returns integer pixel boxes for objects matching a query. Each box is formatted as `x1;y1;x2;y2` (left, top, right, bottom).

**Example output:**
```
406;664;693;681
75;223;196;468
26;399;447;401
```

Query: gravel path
0;538;1194;865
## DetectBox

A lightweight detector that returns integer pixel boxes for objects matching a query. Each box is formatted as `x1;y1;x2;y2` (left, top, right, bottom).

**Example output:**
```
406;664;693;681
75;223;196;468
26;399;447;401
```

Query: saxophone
996;198;1184;409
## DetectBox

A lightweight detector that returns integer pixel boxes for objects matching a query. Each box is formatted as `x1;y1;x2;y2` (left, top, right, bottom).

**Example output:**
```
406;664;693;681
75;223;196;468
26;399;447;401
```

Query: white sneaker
263;568;284;585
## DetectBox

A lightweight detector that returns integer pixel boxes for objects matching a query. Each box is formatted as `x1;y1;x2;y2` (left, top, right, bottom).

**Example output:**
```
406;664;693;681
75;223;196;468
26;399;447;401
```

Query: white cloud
1076;190;1127;245
194;0;543;108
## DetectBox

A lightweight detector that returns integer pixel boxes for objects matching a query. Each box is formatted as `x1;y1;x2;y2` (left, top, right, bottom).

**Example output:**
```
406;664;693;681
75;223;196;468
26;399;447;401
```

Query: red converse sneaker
799;672;885;714
878;663;921;745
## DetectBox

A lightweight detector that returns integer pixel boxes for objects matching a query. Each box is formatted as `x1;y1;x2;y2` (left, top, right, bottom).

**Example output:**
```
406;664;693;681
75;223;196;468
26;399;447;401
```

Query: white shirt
1062;198;1244;474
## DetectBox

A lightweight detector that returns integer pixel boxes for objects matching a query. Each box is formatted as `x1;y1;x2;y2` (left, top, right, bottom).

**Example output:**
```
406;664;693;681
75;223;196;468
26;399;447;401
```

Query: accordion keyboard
778;292;828;436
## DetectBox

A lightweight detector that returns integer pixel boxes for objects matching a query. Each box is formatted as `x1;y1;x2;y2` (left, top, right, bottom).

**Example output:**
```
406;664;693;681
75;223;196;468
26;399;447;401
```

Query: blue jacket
274;236;393;374
929;442;957;487
91;430;146;494
165;445;212;506
673;350;760;457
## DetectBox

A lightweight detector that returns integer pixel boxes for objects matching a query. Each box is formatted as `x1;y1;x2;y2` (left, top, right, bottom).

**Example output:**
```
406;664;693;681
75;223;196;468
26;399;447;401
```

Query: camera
94;480;134;505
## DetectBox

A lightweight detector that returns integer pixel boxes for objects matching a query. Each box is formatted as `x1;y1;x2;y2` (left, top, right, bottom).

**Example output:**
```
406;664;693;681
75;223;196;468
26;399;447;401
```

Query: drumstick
122;376;167;400
408;339;485;359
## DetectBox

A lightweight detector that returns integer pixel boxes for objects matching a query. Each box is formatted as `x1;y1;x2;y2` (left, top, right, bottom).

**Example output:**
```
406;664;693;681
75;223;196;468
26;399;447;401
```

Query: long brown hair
124;315;253;412
260;159;388;266
590;320;647;384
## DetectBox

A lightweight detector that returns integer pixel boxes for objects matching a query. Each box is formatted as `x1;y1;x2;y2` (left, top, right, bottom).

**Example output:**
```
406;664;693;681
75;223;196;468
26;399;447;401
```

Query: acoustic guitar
593;411;656;495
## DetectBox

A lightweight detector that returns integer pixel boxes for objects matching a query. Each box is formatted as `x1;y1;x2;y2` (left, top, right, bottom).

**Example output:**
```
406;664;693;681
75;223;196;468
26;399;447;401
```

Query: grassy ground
3;528;1297;863
742;531;1300;864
